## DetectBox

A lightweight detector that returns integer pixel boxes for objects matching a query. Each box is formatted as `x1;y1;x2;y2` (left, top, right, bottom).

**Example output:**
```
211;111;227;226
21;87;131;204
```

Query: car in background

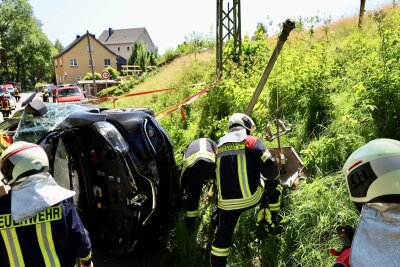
3;84;15;96
0;85;8;95
0;109;23;153
4;94;16;110
55;85;87;103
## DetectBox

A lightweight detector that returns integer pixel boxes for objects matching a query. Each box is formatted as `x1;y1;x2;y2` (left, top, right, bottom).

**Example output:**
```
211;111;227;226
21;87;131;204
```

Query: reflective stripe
218;186;264;210
36;222;61;267
0;135;12;152
261;150;272;162
79;251;92;262
217;149;245;158
1;228;25;267
181;151;215;175
211;245;230;257
237;154;250;198
269;203;281;211
269;185;282;211
185;210;199;218
216;157;222;200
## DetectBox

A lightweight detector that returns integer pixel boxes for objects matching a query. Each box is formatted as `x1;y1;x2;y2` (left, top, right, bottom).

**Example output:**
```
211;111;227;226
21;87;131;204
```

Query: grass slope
110;51;214;110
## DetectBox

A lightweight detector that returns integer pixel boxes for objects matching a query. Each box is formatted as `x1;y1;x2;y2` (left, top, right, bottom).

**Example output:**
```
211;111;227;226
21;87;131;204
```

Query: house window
59;58;62;66
87;44;94;52
76;76;81;82
69;58;78;66
89;59;95;66
117;47;120;52
104;59;111;66
55;60;58;67
127;46;130;51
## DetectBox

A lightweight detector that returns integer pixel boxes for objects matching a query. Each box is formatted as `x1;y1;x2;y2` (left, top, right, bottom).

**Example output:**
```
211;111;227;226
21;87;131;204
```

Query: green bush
83;72;101;80
104;66;120;80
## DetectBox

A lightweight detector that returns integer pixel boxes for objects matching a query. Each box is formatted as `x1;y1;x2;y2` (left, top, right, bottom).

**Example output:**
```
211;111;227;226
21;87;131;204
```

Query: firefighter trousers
181;160;215;231
210;209;243;267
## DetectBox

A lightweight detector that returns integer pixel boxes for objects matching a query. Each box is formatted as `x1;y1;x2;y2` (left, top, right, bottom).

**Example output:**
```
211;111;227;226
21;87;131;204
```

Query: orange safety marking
99;87;177;102
155;87;210;120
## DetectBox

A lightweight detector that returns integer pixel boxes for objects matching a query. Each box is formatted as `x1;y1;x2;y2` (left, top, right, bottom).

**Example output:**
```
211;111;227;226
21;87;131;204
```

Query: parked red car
55;85;87;103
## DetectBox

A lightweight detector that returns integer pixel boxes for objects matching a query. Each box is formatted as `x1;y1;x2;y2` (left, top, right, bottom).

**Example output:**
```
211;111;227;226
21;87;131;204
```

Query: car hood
57;95;84;102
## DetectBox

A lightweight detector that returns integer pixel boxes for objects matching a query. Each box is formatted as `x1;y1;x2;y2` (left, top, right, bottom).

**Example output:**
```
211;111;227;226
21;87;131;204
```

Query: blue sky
29;0;393;54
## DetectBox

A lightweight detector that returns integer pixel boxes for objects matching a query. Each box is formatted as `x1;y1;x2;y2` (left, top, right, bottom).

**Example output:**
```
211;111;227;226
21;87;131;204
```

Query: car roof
58;86;80;89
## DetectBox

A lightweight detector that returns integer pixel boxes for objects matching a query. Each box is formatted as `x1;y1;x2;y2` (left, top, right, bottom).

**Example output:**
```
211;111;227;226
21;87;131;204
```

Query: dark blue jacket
0;193;92;267
216;134;279;210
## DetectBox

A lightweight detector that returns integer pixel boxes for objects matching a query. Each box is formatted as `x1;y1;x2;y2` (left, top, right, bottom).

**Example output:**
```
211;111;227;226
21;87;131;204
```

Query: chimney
108;28;113;37
76;34;80;39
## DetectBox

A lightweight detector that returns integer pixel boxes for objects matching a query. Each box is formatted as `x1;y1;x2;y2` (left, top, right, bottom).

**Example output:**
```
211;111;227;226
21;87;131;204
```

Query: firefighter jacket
0;193;92;267
216;129;279;211
181;138;217;176
0;98;10;111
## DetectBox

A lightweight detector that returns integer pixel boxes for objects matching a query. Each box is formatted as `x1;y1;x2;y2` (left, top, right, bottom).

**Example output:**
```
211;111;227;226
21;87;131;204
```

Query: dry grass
110;50;213;108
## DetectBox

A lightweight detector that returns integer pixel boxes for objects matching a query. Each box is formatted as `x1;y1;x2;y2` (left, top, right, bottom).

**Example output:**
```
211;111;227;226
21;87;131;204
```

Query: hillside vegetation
107;6;400;266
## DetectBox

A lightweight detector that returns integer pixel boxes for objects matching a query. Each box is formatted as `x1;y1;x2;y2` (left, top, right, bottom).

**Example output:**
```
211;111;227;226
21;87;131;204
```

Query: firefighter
210;113;281;267
334;138;400;267
181;138;217;231
43;88;50;102
14;88;20;102
0;94;10;119
0;141;94;267
52;86;57;102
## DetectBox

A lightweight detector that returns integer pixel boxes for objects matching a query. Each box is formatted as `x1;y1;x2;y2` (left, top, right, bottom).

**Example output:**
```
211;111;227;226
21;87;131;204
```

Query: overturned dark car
12;101;180;254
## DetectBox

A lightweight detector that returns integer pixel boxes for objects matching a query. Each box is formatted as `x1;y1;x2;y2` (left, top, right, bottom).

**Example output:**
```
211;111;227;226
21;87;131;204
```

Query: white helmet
0;141;49;185
342;138;400;204
228;113;256;133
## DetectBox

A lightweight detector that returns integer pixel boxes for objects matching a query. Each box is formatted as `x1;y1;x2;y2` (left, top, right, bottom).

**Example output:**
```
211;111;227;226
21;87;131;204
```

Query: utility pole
358;0;367;28
246;20;295;116
86;30;97;96
216;0;242;78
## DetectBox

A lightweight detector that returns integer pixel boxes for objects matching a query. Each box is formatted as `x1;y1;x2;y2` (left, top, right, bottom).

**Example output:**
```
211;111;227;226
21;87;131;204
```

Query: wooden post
358;0;367;28
86;31;97;96
246;20;295;116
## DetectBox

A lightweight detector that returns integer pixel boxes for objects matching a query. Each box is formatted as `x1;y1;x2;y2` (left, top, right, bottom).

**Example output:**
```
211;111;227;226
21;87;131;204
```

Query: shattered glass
14;103;97;143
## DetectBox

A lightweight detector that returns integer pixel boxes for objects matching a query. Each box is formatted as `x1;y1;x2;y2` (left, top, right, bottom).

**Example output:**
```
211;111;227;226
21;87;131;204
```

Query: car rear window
58;87;81;96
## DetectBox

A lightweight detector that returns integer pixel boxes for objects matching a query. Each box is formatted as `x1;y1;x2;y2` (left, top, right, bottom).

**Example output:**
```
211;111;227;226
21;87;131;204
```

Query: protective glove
256;207;275;229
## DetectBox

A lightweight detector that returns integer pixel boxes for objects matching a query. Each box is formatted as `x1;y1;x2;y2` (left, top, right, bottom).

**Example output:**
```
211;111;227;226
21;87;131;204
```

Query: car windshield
13;103;97;143
6;87;13;91
58;87;80;97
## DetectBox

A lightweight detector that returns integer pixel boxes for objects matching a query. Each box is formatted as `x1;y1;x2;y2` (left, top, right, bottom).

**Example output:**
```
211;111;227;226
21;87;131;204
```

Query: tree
0;0;54;87
128;41;153;72
252;23;268;41
54;39;64;53
185;31;204;60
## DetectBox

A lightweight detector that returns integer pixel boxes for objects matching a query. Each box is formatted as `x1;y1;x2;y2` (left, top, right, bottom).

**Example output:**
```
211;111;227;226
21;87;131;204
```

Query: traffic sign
101;70;110;80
